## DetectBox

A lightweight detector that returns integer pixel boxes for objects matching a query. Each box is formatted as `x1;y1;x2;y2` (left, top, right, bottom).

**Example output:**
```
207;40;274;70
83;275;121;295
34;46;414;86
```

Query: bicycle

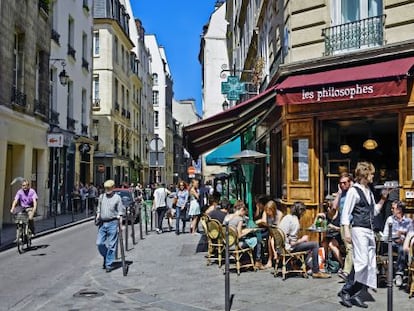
14;211;32;253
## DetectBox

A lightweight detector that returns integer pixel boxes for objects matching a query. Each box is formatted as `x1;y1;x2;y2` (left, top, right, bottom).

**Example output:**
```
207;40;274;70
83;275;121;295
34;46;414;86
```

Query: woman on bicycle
10;179;38;236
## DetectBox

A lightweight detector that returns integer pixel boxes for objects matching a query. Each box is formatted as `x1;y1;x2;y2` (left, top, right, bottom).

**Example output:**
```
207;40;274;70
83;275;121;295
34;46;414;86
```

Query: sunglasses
339;181;348;185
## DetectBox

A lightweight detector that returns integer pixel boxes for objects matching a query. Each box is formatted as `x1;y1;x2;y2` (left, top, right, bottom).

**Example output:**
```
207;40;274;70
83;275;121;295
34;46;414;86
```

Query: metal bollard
144;202;148;235
125;207;129;251
387;222;393;311
224;220;232;311
138;204;143;240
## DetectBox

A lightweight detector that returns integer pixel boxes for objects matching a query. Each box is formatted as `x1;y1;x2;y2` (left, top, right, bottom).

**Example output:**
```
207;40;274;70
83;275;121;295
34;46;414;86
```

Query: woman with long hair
175;181;189;235
188;179;201;234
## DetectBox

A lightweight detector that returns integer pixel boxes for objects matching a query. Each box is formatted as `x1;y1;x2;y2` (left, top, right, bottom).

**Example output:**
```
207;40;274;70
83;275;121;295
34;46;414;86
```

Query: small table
306;226;331;269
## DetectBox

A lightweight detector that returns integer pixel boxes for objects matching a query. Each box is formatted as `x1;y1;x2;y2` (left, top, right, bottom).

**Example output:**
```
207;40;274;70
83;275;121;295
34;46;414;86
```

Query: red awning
276;56;414;105
183;86;277;158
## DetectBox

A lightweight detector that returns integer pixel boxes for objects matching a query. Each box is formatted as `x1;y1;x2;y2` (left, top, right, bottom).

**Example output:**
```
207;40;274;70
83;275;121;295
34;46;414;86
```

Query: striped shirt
97;193;124;220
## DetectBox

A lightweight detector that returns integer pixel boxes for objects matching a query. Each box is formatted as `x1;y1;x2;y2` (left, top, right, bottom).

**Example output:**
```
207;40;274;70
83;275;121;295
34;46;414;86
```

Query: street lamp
50;58;69;86
232;149;266;227
222;100;229;111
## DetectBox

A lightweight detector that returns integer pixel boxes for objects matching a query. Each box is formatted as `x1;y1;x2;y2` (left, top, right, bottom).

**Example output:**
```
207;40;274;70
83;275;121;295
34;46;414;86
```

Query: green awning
205;137;241;166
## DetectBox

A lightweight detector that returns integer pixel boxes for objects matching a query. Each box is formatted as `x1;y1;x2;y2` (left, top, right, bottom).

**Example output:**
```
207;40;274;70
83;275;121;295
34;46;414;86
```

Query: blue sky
131;0;218;115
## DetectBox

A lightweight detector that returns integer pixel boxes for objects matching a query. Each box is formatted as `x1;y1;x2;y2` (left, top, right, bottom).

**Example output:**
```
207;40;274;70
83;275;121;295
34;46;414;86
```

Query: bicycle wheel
26;225;32;249
16;226;23;254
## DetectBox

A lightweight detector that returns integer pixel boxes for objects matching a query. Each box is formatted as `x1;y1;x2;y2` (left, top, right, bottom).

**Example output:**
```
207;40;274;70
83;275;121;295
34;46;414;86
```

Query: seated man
208;198;229;224
279;201;331;279
383;200;412;286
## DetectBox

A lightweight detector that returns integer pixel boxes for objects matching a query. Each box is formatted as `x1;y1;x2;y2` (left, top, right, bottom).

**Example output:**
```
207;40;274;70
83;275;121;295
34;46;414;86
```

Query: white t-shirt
278;214;300;250
153;187;169;208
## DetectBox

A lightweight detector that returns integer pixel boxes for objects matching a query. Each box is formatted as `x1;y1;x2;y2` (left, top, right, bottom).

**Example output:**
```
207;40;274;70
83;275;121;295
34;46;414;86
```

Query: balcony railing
322;15;385;56
92;98;100;111
38;0;49;15
121;108;126;117
115;102;120;112
67;44;76;59
51;29;60;45
83;0;90;12
11;87;27;108
67;117;77;132
126;110;131;119
50;109;60;125
34;99;47;117
82;57;89;71
81;124;88;135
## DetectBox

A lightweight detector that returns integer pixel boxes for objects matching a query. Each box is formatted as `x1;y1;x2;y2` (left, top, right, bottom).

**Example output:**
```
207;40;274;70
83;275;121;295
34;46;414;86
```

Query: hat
104;180;115;188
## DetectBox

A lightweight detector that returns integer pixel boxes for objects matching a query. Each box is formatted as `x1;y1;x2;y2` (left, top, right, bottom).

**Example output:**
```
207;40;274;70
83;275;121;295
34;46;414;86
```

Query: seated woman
225;202;257;249
256;200;284;268
279;201;331;279
204;193;221;215
314;200;344;270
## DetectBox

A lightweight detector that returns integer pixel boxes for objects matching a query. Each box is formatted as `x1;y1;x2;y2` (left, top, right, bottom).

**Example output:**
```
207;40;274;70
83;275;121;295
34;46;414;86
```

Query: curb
0;216;94;252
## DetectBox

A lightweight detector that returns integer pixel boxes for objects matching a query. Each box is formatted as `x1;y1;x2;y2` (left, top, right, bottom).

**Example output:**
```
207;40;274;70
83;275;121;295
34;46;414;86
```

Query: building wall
0;0;50;227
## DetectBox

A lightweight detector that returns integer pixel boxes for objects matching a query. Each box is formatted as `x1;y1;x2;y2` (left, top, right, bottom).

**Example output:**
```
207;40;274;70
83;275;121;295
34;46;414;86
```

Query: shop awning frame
276;56;414;105
183;85;277;158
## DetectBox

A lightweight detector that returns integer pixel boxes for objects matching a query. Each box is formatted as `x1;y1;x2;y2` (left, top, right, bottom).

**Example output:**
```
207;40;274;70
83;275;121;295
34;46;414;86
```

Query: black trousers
341;267;364;297
156;206;167;231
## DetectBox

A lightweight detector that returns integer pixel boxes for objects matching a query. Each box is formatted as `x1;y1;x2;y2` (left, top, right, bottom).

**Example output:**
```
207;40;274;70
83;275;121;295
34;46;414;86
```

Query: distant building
49;0;94;213
0;1;51;226
173;99;201;182
145;34;174;184
92;0;140;187
199;2;230;179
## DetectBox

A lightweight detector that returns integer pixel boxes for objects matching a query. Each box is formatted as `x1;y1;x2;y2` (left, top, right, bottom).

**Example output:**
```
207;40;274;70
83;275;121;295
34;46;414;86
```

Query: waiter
338;161;388;308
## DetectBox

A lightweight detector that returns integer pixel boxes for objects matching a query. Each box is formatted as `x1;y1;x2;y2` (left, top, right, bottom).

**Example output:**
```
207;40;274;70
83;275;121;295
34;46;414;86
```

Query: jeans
96;220;118;268
293;241;320;273
156;206;168;231
394;242;407;272
175;205;186;233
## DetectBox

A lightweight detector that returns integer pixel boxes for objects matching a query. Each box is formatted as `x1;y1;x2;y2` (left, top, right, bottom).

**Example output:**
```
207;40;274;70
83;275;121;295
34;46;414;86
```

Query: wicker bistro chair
204;218;225;267
270;226;309;280
222;225;257;275
408;239;414;298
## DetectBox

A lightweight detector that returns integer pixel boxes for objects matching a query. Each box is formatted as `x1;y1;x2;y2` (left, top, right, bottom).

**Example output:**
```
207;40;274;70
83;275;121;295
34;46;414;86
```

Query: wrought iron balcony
83;0;90;12
81;124;88;135
92;98;100;111
11;87;27;108
67;117;77;132
121;108;126;117
322;15;385;56
34;99;47;117
50;109;60;125
115;102;120;112
82;57;89;71
51;29;60;45
126;110;131;119
67;44;76;59
38;0;49;14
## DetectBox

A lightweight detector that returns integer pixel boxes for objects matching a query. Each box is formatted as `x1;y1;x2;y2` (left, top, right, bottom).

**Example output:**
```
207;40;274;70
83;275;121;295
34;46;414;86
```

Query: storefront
265;55;414;228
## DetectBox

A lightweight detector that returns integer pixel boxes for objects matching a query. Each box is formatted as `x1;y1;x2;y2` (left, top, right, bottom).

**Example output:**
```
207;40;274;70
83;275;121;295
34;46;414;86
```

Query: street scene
1;0;414;310
0;219;413;311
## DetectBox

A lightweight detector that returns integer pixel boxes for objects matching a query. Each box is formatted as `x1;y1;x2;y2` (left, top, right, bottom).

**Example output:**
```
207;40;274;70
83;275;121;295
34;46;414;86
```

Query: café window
407;132;414;180
292;138;309;182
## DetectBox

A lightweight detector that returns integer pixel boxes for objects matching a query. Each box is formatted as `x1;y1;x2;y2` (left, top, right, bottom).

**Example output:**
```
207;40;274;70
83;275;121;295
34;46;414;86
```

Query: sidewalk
0;212;93;250
36;221;414;311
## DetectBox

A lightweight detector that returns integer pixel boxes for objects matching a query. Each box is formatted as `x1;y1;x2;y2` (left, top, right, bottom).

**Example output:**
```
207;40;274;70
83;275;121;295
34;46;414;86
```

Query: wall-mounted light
50;58;69;86
222;100;229;111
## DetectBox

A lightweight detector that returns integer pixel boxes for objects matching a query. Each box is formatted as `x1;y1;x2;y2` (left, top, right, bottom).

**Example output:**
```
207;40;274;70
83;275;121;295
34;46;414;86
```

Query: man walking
152;183;171;234
96;180;124;272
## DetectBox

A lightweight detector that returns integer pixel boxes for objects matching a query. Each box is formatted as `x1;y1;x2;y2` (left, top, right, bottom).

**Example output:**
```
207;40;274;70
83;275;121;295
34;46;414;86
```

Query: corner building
186;0;414;229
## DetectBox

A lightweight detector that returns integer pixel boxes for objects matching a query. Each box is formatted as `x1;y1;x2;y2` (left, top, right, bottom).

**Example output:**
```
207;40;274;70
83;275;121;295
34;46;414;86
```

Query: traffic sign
47;134;63;147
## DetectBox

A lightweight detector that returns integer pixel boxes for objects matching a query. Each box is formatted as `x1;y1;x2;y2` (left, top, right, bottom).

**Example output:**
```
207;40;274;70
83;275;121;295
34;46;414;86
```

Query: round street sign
149;137;164;151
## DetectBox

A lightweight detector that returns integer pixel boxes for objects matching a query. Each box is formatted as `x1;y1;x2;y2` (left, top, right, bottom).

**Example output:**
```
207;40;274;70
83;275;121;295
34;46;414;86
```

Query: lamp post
232;149;266;227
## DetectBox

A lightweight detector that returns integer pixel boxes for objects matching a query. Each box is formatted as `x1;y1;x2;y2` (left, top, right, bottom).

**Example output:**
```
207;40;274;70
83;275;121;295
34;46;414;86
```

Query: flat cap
103;179;115;188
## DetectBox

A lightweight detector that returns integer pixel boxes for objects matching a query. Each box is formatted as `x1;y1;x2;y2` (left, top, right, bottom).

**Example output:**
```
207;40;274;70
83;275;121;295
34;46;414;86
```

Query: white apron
352;226;377;289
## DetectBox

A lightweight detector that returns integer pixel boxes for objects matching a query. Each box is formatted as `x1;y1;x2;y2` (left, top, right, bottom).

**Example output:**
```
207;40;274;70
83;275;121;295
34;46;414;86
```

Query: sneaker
312;271;331;279
395;273;403;287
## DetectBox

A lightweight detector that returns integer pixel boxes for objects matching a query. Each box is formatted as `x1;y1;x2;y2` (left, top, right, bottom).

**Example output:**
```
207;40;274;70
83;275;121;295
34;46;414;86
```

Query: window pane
292;138;309;182
407;132;414;181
